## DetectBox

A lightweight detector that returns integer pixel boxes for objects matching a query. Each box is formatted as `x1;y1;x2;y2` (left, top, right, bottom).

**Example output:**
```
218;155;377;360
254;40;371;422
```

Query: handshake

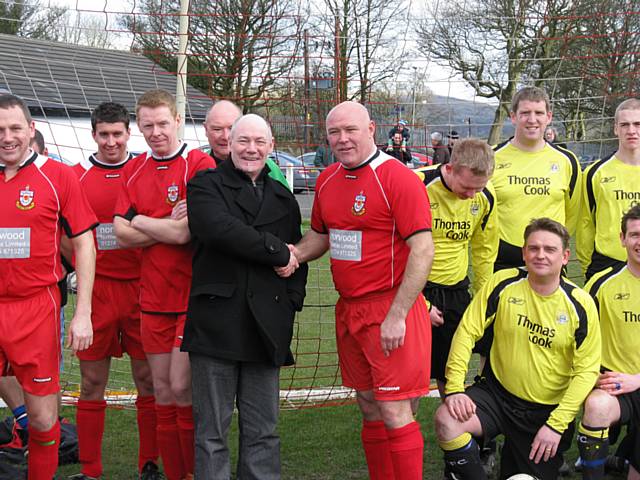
275;243;301;278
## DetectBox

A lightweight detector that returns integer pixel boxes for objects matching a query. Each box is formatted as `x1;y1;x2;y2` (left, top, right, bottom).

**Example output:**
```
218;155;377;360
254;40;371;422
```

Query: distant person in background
32;128;48;156
314;138;335;168
431;132;451;165
544;126;567;148
387;131;413;166
386;119;410;150
447;130;459;155
203;100;288;188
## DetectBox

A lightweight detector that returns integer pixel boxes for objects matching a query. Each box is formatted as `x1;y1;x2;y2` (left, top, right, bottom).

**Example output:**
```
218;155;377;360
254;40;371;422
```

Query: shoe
67;475;98;480
139;461;164;480
558;459;571;476
604;455;629;476
479;447;496;478
574;456;582;472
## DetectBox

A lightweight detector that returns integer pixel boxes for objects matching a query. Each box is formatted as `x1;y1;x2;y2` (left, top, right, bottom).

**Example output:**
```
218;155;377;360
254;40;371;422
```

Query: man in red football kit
70;102;159;480
280;101;435;479
114;89;215;480
0;94;97;480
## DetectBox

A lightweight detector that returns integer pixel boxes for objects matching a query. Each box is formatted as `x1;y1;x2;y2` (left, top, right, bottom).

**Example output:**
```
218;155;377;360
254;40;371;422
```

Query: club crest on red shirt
16;185;35;210
166;183;179;205
352;190;366;216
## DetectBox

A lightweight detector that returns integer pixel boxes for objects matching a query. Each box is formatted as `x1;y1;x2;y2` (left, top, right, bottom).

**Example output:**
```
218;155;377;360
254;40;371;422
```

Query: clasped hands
275;244;300;278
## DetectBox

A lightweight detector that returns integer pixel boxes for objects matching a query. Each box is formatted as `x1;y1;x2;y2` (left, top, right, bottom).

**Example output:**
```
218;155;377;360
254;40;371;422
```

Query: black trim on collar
151;143;187;162
437;164;455;193
342;149;380;171
0;151;38;171
89;152;133;170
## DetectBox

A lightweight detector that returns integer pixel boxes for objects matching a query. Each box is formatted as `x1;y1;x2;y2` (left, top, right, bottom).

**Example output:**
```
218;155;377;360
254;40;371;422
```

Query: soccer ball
506;475;540;480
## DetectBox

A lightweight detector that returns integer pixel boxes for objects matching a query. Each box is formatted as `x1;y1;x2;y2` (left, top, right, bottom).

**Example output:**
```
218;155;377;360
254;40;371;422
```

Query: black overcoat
182;160;308;366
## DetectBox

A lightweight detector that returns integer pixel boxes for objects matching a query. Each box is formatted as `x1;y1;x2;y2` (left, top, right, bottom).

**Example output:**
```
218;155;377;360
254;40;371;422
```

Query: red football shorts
0;286;61;395
335;290;431;401
77;276;145;362
140;312;186;354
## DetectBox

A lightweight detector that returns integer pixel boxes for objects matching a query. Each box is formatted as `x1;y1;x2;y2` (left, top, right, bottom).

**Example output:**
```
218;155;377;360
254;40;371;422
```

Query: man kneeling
578;205;640;480
435;218;601;479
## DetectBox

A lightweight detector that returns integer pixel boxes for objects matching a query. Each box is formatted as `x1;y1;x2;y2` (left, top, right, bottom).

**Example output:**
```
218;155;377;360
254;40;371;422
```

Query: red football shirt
114;144;215;314
74;153;141;281
311;149;432;299
0;152;98;300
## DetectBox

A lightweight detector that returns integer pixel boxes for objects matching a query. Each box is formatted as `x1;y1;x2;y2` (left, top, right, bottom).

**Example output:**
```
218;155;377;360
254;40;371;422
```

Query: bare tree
0;0;67;39
416;0;583;143
52;12;115;49
122;0;303;110
316;0;409;103
417;0;640;144
541;0;640;142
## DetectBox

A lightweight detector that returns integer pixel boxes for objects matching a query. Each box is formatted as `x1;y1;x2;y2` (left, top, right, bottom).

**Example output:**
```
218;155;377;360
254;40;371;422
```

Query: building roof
0;33;211;120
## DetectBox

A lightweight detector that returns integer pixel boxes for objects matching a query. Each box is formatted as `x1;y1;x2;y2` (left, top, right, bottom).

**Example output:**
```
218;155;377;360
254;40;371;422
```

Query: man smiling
185;114;306;479
492;87;581;271
114;89;214;480
435;218;601;480
0;94;97;480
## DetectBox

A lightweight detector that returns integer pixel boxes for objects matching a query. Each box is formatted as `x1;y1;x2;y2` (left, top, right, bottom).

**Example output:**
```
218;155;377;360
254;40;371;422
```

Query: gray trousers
190;353;281;480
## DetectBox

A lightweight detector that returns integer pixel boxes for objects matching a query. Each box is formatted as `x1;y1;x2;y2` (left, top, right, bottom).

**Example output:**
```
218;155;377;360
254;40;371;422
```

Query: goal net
1;0;637;409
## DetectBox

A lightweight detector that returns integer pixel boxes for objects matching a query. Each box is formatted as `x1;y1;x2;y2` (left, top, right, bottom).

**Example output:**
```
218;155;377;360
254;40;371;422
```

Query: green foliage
0;1;67;39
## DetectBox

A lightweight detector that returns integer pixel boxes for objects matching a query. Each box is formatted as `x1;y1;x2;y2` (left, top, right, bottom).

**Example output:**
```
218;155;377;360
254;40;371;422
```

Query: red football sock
76;399;107;478
28;420;60;480
387;421;424;480
176;405;194;475
136;395;159;471
361;420;395;480
156;404;185;480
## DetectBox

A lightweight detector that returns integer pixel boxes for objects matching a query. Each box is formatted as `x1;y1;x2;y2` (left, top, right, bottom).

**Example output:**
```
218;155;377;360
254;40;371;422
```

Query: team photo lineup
1;77;640;480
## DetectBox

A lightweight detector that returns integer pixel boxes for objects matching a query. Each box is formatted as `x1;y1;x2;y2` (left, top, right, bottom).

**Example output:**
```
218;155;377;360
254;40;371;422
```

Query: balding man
280;101;435;479
203;100;288;188
185;114;308;479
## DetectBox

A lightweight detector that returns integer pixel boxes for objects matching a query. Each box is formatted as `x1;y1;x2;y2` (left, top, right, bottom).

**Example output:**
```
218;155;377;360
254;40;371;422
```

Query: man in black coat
184;113;308;479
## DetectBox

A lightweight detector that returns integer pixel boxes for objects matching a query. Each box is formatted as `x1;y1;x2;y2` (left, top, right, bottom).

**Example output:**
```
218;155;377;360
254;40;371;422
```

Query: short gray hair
431;132;443;142
230;113;273;141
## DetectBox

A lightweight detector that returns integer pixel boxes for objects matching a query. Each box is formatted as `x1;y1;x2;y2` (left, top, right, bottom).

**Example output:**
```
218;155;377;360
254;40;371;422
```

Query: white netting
1;0;637;408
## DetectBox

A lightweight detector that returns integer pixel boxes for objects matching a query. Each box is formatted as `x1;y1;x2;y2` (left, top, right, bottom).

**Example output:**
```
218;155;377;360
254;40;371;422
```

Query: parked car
411;152;432;169
297;152;317;167
269;150;319;193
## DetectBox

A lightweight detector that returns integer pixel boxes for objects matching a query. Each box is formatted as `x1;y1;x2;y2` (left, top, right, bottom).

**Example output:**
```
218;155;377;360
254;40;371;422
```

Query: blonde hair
136;89;177;118
450;138;495;177
614;98;640;123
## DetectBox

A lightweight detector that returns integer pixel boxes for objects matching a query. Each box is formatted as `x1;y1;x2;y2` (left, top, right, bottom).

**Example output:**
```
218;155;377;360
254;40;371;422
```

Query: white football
505;475;539;480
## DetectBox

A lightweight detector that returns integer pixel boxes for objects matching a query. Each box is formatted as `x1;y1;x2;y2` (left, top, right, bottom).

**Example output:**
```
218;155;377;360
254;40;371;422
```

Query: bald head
326;101;376;168
229;114;274;181
204;100;243;161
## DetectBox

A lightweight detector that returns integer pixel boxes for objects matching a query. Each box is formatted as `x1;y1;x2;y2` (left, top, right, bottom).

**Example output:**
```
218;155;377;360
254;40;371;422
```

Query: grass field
24;399;610;479
2;232;600;478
